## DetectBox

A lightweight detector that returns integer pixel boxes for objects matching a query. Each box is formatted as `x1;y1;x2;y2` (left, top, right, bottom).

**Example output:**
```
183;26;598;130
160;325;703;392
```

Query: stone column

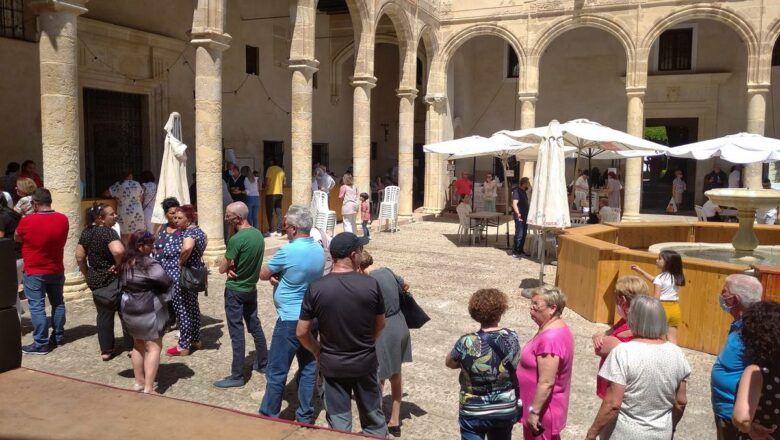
623;88;646;222
351;76;376;195
191;31;231;262
397;88;417;217
32;0;88;298
518;93;537;182
745;85;769;189
423;95;448;213
290;60;318;206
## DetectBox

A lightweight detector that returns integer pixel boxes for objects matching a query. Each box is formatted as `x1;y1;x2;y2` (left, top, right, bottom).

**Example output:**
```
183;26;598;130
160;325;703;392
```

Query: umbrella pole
472;157;477;211
502;157;511;215
538;229;545;284
588;153;593;216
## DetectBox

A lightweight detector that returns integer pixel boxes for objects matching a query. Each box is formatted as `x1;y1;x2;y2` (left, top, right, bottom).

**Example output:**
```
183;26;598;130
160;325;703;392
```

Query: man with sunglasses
258;205;325;423
15;188;69;355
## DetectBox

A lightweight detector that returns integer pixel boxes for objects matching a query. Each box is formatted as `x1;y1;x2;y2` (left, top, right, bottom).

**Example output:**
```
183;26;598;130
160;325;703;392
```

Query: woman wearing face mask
591;276;648;399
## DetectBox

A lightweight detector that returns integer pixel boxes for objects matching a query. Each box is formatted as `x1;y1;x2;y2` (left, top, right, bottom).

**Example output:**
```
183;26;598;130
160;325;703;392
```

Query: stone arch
532;15;635;63
375;1;415;87
640;5;759;82
768;17;780;48
415;24;438;92
330;34;398;103
429;23;525;96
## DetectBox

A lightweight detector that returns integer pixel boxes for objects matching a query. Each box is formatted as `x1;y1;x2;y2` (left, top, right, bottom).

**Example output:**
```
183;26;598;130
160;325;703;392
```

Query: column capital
517;92;538;102
191;30;232;52
626;86;646;98
350;75;377;90
396;88;418;100
30;0;88;15
289;59;319;75
424;94;447;105
747;83;771;95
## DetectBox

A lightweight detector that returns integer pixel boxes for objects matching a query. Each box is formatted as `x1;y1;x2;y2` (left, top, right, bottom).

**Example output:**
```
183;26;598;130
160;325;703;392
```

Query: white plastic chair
312;190;337;236
601;207;621;223
378;186;400;232
694;205;707;222
571;216;587;226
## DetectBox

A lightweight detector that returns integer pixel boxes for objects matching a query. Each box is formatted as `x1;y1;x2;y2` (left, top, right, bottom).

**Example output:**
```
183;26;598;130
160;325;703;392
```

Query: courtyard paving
20;217;716;439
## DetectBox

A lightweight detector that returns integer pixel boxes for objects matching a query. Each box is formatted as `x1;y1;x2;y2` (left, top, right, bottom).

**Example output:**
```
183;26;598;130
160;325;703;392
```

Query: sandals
387;425;401;437
101;352;113;361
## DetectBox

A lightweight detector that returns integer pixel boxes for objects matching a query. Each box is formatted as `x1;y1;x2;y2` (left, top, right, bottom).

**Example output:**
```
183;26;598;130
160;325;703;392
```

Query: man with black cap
15;188;69;355
297;232;387;437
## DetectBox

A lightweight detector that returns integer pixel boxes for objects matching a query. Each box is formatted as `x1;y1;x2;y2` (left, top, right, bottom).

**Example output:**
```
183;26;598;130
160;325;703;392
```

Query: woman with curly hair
519;287;574;439
732;301;780;439
446;289;520;440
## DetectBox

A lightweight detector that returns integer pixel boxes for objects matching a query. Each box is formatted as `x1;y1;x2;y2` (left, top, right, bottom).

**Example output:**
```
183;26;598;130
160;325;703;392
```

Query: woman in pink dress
517;287;574;440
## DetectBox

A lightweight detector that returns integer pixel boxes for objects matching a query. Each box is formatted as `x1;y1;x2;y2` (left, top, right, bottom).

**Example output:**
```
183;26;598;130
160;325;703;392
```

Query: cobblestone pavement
21;218;716;439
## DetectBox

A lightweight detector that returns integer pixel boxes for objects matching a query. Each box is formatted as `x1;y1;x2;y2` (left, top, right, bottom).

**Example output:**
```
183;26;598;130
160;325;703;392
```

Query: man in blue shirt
258;205;325;424
711;274;763;439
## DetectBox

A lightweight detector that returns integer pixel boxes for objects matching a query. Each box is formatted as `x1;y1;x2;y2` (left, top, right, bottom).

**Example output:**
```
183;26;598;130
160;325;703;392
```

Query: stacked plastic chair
311;191;336;236
378;186;400;232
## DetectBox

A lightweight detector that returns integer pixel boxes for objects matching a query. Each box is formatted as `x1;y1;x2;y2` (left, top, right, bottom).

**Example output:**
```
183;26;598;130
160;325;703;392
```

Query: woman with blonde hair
518;287;575;439
13;177;37;216
339;173;359;233
592;276;648;399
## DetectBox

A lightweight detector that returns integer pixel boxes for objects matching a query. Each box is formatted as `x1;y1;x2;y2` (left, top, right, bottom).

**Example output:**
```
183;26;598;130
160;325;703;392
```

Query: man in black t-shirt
511;177;531;258
297;232;387;437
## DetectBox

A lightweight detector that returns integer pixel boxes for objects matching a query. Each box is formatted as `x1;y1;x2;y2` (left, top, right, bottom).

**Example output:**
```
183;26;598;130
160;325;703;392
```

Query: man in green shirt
214;202;268;388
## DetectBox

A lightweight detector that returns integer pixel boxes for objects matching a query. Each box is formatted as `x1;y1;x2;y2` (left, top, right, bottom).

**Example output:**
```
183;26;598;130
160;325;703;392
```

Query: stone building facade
1;0;779;297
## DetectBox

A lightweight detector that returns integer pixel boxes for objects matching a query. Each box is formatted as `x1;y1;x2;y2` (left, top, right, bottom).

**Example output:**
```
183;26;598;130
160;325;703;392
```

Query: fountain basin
705;188;780;252
649;242;780;266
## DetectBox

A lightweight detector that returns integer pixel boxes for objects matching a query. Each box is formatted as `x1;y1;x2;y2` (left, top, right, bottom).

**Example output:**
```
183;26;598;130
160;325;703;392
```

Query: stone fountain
649;188;780;266
705;188;780;252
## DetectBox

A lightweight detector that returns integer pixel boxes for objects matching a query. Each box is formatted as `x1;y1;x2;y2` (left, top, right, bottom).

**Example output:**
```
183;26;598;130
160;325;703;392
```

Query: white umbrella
498;119;668;214
528;121;570;283
666;132;780;163
151;112;190;224
424;134;536;213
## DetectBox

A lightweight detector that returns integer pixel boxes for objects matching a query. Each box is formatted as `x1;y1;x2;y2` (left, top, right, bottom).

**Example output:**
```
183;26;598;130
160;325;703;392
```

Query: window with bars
658;28;694;71
1;0;25;40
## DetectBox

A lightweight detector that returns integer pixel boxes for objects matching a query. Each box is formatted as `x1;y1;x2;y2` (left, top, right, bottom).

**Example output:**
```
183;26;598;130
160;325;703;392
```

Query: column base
63;272;90;301
621;213;641;223
203;244;226;267
421;206;444;216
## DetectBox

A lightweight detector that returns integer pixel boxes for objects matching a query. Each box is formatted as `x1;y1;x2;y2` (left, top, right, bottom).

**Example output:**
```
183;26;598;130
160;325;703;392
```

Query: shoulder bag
181;263;208;295
92;278;121;311
481;331;523;423
395;276;430;329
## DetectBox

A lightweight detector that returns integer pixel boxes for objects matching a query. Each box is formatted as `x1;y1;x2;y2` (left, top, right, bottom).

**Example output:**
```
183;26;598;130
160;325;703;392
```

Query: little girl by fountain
630;250;686;344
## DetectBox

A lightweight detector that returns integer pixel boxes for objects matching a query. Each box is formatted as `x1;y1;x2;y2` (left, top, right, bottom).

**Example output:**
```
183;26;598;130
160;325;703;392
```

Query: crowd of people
4;159;780;439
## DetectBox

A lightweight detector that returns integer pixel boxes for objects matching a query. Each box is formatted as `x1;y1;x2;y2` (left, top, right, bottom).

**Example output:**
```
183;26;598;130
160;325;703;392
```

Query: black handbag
398;288;430;329
92;279;121;310
180;265;208;295
482;332;523;423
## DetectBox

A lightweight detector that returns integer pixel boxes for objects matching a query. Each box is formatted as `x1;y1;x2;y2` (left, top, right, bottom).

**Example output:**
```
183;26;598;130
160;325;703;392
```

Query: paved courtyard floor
20;218;716;439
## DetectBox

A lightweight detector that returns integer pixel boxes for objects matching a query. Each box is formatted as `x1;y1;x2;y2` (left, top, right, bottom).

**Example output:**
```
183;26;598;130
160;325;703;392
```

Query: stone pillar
32;0;88;298
623;88;646;222
397;88;418;217
191;31;231;262
518;93;537;182
290;60;319;206
745;85;769;189
423;95;448;213
351;76;376;195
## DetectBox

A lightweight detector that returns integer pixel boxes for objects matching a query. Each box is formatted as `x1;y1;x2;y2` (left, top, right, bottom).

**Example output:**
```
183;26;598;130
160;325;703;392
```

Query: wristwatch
528;407;541;416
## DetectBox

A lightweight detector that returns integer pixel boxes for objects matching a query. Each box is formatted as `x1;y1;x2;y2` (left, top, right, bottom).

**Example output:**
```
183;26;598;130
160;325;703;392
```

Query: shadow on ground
118;362;195;394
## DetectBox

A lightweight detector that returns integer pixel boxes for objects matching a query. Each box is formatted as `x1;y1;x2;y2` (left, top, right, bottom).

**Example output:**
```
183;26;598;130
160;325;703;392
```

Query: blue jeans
224;288;267;379
246;196;260;229
514;218;528;255
23;272;66;348
361;220;370;238
459;415;514;440
259;319;317;424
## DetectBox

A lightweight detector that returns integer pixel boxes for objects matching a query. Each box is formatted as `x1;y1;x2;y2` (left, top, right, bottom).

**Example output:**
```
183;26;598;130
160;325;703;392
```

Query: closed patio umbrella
151;112;190;224
528;121;570;283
